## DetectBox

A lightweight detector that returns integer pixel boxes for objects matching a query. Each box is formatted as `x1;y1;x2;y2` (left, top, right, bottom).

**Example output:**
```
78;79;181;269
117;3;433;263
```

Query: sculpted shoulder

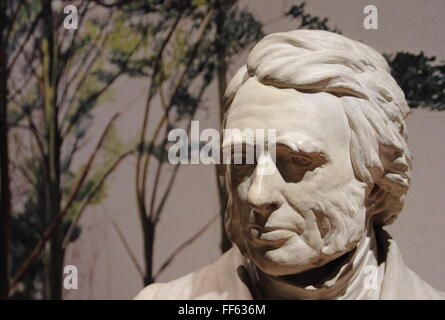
134;267;207;300
134;247;251;300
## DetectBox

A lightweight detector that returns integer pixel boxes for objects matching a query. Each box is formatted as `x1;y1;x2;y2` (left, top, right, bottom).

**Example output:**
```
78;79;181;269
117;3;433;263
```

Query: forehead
224;78;350;151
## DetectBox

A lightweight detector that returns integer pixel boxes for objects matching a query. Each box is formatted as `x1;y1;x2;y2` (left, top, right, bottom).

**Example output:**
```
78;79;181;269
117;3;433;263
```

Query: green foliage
192;0;208;7
286;2;340;33
5;1;42;55
64;124;128;222
7;1;150;298
216;6;264;58
286;1;445;111
169;28;189;74
15;0;445;299
387;52;445;110
173;85;200;119
10;163;50;299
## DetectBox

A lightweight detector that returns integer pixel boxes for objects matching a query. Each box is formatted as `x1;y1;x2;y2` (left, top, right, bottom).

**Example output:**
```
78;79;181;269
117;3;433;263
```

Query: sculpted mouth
249;224;297;233
248;224;301;242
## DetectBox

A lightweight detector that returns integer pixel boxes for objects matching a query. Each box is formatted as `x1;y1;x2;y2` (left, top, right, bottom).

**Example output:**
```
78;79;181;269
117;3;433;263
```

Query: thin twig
62;34;144;139
8;113;122;295
144;10;214;221
60;8;114;115
7;8;43;71
153;164;180;224
154;213;218;279
153;77;208;223
4;0;25;42
165;10;214;110
135;12;183;221
111;218;144;279
62;112;120;213
62;149;133;247
9;149;133;295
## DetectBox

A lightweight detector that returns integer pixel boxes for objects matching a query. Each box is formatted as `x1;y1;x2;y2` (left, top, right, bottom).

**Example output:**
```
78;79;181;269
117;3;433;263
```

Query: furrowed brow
273;132;328;155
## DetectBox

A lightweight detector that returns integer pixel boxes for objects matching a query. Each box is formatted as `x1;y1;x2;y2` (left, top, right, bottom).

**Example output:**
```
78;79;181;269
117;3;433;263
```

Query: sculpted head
221;30;412;276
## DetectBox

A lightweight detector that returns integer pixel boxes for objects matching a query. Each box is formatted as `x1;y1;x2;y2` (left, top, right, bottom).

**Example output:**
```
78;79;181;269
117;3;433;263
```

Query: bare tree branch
7;8;43;72
152;77;208;223
154;213;218;279
61;112;120;215
142;10;214;223
9;159;36;189
61;35;143;139
57;1;89;57
25;107;46;160
135;12;183;221
165;10;214;110
62;148;133;247
153;164;180;224
91;0;133;9
9;148;133;295
8;112;121;294
59;8;115;114
57;1;91;108
111;218;144;279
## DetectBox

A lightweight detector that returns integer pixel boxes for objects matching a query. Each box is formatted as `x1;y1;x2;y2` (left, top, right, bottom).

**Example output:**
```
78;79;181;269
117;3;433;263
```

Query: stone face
135;30;445;300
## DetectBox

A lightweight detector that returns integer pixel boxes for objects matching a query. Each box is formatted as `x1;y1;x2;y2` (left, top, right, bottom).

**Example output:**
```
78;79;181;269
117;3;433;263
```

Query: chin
246;237;356;277
246;244;318;276
254;259;317;276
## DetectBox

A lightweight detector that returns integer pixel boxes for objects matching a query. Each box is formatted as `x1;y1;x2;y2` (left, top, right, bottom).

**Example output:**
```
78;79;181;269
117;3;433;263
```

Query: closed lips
249;224;294;233
248;224;302;241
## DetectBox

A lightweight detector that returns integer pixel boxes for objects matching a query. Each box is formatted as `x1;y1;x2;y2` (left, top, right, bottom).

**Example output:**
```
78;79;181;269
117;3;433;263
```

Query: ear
365;184;386;219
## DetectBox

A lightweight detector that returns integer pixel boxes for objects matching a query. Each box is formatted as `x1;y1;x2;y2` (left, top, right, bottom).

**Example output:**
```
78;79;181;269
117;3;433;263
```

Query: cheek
328;147;356;180
302;158;355;191
281;165;358;210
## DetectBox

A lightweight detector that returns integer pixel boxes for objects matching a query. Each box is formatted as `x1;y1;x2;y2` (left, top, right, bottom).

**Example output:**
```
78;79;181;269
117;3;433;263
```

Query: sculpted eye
230;152;256;181
291;155;312;167
275;147;327;183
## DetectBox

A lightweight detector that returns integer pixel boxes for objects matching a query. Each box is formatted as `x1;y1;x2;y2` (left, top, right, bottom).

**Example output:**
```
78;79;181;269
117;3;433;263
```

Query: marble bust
135;30;445;300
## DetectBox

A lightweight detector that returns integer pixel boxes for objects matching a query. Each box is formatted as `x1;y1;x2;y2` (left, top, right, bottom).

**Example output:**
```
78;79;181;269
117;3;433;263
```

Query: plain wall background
63;0;445;299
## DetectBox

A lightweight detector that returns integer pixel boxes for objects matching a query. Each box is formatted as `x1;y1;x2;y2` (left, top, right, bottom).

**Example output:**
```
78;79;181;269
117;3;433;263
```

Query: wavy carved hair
222;30;412;241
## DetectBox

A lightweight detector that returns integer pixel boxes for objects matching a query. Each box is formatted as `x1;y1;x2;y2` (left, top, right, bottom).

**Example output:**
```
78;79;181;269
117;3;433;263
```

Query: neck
247;227;381;300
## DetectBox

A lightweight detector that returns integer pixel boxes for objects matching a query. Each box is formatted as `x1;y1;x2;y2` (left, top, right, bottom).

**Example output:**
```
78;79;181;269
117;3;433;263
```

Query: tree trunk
41;0;63;300
215;3;232;253
0;0;11;300
143;219;155;285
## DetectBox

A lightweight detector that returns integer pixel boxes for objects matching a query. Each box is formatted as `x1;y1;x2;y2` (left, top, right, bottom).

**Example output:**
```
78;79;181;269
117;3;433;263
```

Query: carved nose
250;201;279;216
247;154;282;218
